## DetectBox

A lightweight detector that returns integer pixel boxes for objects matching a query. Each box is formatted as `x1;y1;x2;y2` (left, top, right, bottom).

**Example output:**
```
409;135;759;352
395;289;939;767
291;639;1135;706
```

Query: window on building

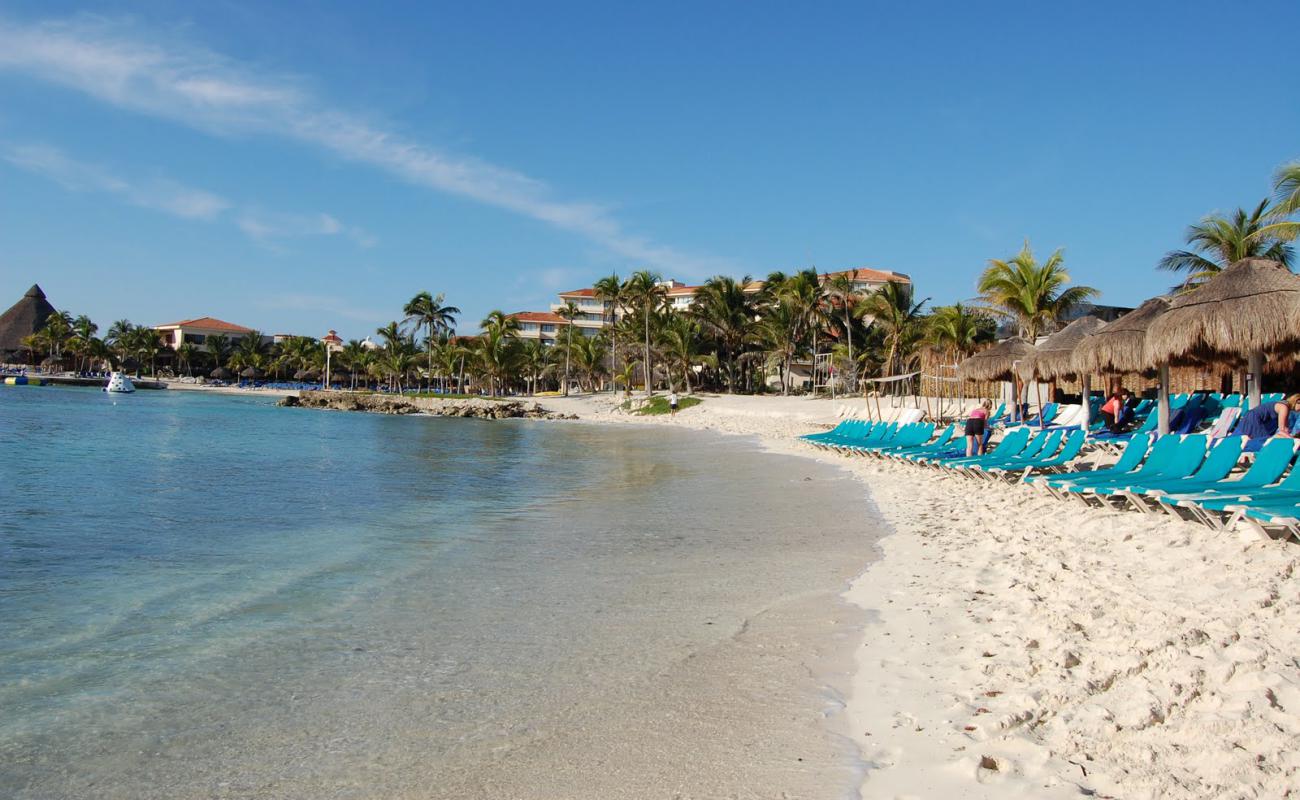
541;324;556;333
184;333;207;344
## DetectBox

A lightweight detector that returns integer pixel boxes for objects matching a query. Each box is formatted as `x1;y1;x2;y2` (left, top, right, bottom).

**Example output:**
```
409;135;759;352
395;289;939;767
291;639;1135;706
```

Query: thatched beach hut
210;367;233;381
1017;316;1107;429
959;337;1035;421
1145;258;1300;410
1073;297;1172;377
0;284;56;359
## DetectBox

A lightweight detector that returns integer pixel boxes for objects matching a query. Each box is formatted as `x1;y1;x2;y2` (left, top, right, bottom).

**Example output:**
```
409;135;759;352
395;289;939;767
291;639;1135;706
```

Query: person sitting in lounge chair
1237;393;1300;444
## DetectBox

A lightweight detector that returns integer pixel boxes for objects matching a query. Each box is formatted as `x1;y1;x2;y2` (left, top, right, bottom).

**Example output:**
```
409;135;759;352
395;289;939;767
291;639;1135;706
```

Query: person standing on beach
669;389;679;416
965;399;991;456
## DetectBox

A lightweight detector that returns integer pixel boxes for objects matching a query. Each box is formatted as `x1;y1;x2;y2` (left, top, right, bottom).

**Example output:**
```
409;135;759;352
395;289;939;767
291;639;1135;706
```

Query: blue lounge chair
1155;438;1299;525
873;423;957;458
1075;435;1210;504
847;422;936;454
1120;436;1244;512
962;429;1063;478
920;427;1033;468
987;429;1087;482
1034;434;1165;499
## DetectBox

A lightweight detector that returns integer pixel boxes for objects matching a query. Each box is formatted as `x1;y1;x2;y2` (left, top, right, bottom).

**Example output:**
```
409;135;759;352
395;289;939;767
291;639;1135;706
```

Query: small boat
104;372;135;394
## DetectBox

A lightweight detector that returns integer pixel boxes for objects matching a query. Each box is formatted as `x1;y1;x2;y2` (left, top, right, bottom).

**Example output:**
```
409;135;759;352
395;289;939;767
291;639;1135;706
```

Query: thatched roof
1073;296;1172;376
1017;316;1107;381
959;336;1035;381
240;366;264;379
0;284;56;352
210;367;232;380
1145;258;1300;365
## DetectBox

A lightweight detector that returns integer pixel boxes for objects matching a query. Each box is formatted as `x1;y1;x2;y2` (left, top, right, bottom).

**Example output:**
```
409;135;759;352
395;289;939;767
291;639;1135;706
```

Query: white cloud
2;140;373;247
0;15;731;277
236;209;375;247
2;141;229;220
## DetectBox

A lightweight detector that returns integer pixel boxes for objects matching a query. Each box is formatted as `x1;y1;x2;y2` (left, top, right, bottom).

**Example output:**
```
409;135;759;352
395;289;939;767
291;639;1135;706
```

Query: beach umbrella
240;366;264;380
1146;258;1300;411
1073;297;1175;433
959;336;1036;422
292;369;315;381
1017;316;1107;430
210;367;232;380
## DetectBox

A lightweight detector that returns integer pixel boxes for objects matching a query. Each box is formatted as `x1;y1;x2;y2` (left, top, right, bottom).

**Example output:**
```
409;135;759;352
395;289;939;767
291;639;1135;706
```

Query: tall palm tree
205;334;230;372
823;272;861;375
859;282;929;386
519;338;552;394
751;298;801;395
477;310;521;396
340;339;368;389
376;322;404;352
924;303;994;361
978;240;1097;341
1271;161;1300;228
1157;201;1294;290
556;301;580;396
403;291;460;390
176;341;198;376
622;270;667;395
658;313;701;393
570;335;609;392
690;275;754;393
592;273;624;393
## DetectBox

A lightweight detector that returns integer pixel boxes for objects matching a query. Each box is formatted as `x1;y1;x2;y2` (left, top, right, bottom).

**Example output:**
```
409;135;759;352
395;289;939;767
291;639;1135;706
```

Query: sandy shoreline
536;392;1300;799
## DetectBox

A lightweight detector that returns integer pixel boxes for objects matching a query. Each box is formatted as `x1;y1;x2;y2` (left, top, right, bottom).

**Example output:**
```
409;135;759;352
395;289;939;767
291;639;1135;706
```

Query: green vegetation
622;395;703;415
18;157;1300;392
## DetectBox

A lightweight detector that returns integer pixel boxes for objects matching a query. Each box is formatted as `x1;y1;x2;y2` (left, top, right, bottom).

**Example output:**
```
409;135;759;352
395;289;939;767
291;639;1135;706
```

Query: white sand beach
542;392;1300;798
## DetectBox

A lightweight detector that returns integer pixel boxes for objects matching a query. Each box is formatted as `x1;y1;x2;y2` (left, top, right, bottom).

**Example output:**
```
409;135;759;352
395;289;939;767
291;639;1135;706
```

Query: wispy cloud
0;15;730;277
236;210;375;248
2;140;372;248
2;141;228;220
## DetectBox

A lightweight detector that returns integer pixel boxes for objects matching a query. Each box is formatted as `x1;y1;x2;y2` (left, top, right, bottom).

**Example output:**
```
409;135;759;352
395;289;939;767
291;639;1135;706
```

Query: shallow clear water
0;387;878;799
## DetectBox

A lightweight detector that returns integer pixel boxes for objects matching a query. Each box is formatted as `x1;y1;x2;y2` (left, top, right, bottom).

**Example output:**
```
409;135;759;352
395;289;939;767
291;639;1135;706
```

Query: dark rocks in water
280;391;573;420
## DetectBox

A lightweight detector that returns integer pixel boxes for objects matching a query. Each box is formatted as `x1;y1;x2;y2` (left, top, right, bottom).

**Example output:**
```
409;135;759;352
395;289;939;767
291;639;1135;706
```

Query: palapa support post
1081;374;1091;437
1035;381;1046;429
1157;363;1171;435
1247;349;1264;410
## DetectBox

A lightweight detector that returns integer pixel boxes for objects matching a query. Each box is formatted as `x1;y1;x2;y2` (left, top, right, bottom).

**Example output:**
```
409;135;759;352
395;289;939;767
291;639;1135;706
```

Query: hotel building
510;268;911;343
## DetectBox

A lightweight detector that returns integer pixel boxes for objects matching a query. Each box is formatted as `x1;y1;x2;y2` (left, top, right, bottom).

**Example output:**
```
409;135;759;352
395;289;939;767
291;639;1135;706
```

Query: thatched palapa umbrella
240;366;265;380
959;336;1036;421
1072;297;1175;432
210;367;232;381
1016;316;1107;429
1146;258;1300;412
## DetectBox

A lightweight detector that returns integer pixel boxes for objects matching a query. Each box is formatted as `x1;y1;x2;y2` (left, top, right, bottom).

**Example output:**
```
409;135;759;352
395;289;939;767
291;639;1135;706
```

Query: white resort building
510;268;911;343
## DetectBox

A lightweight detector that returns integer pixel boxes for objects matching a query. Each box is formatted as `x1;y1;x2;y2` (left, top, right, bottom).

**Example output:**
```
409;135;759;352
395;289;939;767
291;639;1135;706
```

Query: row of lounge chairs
800;403;1300;540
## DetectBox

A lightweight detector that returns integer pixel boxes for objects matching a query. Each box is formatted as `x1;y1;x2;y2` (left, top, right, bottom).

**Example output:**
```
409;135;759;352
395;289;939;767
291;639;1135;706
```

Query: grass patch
622;395;703;415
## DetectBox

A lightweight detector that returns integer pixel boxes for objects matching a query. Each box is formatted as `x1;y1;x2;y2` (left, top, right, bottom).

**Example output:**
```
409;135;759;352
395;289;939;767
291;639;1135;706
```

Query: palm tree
176;341;198;376
978;240;1097;341
403;291;460;391
205;334;230;372
622;270;667;395
751;298;801;395
823;272;861;380
519;338;552;394
477;310;521;396
376;322;403;352
555;301;580;396
658;313;701;393
1271;161;1300;230
340;339;368;389
592;273;624;393
570;335;609;392
1158;200;1294;290
690;275;754;393
859;282;929;386
924;303;994;361
69;315;98;372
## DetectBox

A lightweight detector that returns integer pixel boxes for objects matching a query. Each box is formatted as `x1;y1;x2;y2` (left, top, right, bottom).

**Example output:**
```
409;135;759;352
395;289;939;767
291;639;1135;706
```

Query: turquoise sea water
0;387;878;799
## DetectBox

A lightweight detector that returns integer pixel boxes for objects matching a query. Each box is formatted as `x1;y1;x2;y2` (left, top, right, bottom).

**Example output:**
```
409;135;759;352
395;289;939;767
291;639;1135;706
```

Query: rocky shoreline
280;391;576;420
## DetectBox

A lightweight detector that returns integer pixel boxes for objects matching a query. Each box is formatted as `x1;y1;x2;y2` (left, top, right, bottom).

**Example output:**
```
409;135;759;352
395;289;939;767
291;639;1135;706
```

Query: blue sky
1;1;1298;339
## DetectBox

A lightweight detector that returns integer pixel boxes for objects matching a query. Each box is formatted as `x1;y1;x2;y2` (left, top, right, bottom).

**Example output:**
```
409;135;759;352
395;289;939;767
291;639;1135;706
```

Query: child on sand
669;389;679;416
965;399;991;457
